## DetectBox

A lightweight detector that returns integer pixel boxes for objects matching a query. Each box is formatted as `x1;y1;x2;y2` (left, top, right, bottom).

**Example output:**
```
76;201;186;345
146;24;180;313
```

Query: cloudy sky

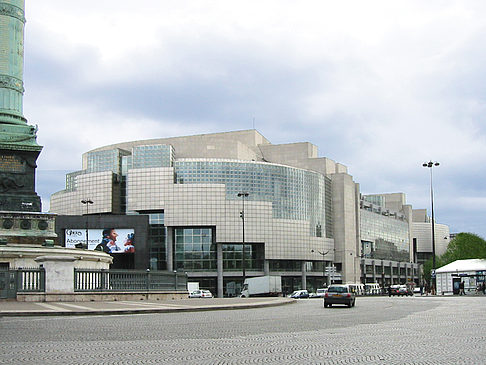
20;1;486;238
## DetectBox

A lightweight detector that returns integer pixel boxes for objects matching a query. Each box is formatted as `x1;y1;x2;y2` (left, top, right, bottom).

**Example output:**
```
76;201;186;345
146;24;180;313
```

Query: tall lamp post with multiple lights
81;199;93;249
422;161;439;292
311;249;329;287
237;192;249;283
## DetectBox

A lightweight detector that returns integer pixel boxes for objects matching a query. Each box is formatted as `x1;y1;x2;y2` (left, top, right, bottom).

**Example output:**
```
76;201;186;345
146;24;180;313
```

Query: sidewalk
0;297;294;317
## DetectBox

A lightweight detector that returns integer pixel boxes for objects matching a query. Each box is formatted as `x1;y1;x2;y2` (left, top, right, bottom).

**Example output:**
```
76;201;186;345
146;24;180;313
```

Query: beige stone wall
50;171;117;215
331;173;360;283
412;222;450;256
126;166;334;262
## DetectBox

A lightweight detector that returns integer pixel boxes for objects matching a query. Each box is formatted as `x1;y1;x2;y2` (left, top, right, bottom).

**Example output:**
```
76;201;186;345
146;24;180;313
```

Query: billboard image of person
124;232;135;253
66;228;135;253
95;228;120;253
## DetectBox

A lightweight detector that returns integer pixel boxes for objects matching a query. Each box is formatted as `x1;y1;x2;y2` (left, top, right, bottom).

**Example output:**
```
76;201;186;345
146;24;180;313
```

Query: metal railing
74;269;187;292
16;268;45;293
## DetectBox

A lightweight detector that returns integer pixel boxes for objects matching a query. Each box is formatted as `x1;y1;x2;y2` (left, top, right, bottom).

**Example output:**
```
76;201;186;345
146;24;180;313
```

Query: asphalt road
1;296;484;364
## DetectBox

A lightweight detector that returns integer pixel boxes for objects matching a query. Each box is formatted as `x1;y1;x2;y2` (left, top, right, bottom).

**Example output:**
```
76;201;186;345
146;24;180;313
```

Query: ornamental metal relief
0;74;24;93
0;3;25;23
0;173;24;192
2;218;13;229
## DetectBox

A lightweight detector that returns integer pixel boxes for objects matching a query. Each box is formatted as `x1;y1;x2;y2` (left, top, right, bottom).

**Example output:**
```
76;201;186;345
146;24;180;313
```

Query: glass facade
148;213;166;270
222;243;264;271
132;145;174;169
360;209;410;262
86;149;129;174
65;170;85;192
363;195;384;206
175;228;216;271
174;160;330;237
174;228;265;272
269;260;303;272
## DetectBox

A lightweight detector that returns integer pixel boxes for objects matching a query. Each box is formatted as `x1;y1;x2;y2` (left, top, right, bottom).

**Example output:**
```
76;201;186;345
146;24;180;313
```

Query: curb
0;298;296;317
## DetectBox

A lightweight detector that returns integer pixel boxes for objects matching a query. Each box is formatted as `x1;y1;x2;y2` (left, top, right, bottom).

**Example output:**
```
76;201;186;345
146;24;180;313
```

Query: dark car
324;284;356;308
388;285;401;296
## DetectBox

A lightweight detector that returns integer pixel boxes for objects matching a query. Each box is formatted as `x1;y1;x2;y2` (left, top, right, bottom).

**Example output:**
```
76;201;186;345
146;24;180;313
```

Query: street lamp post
422;161;439;293
81;199;93;249
311;249;329;287
237;192;249;283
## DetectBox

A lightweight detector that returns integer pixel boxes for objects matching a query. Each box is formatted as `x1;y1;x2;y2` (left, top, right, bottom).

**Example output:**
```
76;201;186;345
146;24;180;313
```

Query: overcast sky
21;0;486;238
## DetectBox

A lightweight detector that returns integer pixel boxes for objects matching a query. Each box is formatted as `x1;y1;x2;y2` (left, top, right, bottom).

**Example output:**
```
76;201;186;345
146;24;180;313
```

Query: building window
174;228;216;271
269;260;302;272
222;244;264;271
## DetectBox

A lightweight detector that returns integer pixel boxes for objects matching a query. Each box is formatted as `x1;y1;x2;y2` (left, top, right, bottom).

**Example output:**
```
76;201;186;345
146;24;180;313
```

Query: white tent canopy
435;259;486;295
436;259;486;274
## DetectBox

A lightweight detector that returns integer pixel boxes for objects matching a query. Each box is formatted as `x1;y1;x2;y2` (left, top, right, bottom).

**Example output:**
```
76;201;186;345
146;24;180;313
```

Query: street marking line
55;303;92;311
0;309;47;313
35;303;72;312
118;301;193;308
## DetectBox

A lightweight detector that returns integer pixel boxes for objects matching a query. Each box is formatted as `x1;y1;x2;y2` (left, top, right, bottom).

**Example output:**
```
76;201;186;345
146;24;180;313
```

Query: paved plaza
0;296;484;364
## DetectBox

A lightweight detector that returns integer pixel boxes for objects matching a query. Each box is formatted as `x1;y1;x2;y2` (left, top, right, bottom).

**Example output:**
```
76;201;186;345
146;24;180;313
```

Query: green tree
423;233;486;283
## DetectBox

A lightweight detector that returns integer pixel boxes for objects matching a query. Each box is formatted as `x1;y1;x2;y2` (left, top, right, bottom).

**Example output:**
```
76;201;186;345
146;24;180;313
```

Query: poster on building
65;228;135;253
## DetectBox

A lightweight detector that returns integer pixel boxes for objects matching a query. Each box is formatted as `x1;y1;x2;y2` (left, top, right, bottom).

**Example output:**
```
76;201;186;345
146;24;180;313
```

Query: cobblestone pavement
0;296;484;364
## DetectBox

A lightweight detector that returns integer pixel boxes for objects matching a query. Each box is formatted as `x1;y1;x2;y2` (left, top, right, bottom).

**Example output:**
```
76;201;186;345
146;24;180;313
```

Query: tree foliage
423;232;486;283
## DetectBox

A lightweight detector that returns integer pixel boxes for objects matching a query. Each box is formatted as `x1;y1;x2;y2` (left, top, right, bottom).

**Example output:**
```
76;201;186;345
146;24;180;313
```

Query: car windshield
328;286;347;293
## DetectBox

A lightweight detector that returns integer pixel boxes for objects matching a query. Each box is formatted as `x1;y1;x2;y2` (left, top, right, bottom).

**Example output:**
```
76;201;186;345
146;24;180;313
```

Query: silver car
324;284;356;308
188;289;213;298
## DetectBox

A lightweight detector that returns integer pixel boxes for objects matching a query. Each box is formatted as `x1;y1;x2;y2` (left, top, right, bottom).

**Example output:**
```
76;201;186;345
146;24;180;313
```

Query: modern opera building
50;130;421;297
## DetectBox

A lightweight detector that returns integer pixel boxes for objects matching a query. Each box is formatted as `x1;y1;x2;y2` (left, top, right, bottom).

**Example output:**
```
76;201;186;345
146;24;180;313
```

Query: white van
365;283;381;295
347;283;365;296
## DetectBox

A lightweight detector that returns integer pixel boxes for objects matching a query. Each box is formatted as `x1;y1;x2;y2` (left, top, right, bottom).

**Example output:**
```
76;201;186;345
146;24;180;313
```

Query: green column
0;0;25;123
0;0;42;212
0;0;40;149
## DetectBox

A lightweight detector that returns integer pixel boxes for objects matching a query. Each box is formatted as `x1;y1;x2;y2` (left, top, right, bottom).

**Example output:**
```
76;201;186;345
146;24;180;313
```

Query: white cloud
17;0;486;237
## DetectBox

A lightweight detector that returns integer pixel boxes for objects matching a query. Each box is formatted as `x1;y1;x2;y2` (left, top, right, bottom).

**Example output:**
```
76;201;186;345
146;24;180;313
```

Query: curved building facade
50;130;421;296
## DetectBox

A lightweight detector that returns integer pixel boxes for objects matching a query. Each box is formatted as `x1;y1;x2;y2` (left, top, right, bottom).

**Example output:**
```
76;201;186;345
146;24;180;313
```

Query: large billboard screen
65;228;135;253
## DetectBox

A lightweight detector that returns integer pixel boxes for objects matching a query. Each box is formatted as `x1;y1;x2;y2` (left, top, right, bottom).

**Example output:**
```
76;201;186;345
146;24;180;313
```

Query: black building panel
55;215;150;270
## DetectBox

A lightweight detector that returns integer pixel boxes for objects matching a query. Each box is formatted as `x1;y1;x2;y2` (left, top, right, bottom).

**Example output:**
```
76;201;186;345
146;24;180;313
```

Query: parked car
188;289;213;298
309;288;328;298
289;290;309;299
388;285;401;296
389;284;413;297
324;284;356;308
398;285;414;296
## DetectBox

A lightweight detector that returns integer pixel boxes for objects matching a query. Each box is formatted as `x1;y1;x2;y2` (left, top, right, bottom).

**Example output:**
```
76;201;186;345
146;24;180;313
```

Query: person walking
459;281;465;296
